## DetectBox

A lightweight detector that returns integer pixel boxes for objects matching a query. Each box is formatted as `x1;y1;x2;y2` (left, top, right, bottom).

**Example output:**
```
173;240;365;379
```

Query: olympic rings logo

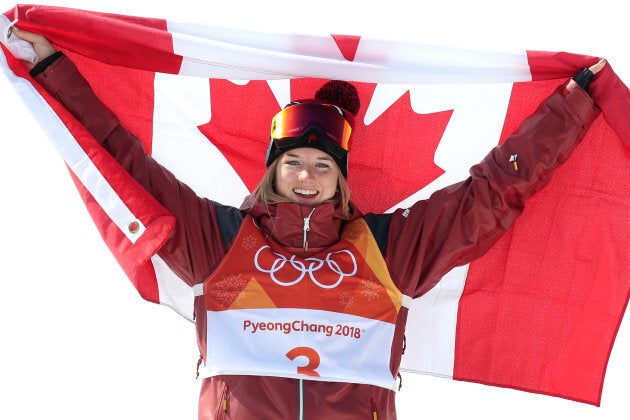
253;246;357;289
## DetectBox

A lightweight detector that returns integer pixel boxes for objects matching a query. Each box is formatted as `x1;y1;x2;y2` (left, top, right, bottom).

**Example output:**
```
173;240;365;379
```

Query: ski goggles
270;102;353;152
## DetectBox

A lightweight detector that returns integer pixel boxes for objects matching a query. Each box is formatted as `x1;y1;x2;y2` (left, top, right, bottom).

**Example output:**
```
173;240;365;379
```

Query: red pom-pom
315;80;360;115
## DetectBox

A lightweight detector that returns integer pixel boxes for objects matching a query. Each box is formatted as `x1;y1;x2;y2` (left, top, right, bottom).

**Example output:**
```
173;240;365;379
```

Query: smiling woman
1;1;629;420
252;148;353;219
249;80;359;217
275;148;340;203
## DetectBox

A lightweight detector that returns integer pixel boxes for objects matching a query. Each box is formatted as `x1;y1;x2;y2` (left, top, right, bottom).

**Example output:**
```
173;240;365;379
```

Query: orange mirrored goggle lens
270;102;353;151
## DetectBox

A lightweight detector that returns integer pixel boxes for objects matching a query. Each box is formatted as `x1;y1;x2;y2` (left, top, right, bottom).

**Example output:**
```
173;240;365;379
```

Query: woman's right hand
10;27;56;68
567;58;607;92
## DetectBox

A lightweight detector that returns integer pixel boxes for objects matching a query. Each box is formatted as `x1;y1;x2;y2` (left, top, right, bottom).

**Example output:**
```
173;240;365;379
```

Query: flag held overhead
2;3;630;408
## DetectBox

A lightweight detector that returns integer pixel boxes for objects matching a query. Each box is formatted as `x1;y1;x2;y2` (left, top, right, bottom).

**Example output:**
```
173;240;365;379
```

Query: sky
1;1;628;419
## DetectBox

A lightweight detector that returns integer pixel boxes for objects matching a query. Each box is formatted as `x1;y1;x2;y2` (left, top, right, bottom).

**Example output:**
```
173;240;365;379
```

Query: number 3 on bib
286;347;321;377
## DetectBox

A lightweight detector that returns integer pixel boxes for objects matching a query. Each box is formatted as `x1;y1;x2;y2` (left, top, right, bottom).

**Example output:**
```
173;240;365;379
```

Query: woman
13;27;604;419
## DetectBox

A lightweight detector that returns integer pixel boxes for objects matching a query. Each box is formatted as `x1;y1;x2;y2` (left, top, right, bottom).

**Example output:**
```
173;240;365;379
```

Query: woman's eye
284;160;300;165
315;163;330;169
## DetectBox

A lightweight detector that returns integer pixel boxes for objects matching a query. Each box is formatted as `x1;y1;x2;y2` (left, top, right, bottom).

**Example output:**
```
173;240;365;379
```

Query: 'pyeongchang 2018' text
243;319;363;339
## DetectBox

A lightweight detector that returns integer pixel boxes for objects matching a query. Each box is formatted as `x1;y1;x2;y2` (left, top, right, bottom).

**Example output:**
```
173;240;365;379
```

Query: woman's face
275;147;339;206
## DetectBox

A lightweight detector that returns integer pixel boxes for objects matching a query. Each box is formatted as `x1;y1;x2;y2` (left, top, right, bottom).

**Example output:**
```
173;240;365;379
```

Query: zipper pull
509;153;519;171
302;208;316;252
371;397;378;420
222;383;229;412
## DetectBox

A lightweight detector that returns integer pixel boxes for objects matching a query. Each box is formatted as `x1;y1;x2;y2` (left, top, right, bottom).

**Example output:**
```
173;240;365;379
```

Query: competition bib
199;217;407;390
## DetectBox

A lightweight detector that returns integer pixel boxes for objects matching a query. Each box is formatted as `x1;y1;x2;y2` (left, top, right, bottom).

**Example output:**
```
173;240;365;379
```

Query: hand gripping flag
2;4;630;406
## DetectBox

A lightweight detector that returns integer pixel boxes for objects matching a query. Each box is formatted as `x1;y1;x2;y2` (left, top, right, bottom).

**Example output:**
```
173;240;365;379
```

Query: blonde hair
252;158;352;217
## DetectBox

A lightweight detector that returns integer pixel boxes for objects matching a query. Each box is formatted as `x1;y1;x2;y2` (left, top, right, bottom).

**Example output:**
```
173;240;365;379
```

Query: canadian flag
2;4;630;407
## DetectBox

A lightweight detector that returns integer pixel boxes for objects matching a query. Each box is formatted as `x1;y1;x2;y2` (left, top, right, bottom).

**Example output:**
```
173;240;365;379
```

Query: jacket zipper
298;378;304;420
299;209;315;419
302;208;316;252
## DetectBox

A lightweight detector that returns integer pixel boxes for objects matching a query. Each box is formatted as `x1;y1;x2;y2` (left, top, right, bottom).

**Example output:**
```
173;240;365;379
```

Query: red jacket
35;54;597;419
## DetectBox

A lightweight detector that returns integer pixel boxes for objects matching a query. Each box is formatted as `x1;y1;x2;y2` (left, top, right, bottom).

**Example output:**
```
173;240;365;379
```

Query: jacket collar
240;197;360;252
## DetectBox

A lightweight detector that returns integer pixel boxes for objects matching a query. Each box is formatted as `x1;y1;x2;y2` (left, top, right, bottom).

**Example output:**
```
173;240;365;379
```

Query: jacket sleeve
33;53;236;286
383;83;598;298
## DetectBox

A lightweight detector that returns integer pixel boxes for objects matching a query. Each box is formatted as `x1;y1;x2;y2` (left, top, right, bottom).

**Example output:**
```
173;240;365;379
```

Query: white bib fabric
204;308;397;389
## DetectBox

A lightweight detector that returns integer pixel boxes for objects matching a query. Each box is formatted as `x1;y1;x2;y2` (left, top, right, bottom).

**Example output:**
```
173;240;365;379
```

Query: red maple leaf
349;83;451;212
198;78;451;214
198;79;277;191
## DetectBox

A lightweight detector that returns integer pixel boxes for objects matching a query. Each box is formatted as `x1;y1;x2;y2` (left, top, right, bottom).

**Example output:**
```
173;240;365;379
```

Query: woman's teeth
294;188;317;196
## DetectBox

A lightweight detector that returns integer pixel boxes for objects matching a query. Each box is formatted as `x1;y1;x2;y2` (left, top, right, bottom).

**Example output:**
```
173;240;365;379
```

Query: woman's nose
298;168;313;180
